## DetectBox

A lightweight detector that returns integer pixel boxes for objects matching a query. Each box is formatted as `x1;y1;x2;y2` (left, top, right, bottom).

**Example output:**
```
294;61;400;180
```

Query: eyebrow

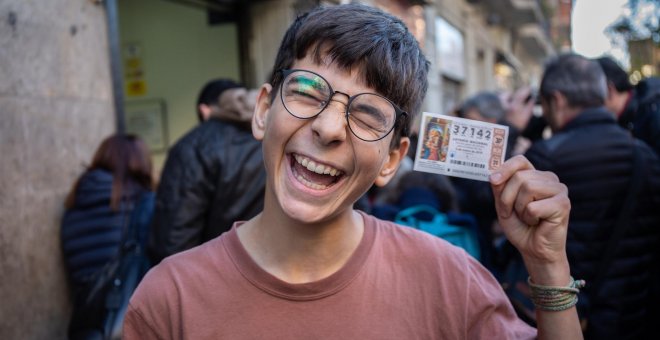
351;102;388;125
289;75;328;92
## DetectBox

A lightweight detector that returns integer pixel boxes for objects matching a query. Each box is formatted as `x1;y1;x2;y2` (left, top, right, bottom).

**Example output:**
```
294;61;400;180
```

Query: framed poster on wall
125;99;168;152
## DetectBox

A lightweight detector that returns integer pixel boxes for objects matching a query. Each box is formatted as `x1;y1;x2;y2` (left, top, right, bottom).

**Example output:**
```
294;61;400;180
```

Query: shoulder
363;213;473;275
168;120;233;150
363;213;532;336
127;236;229;331
65;170;114;211
635;139;660;172
364;212;537;338
524;139;557;171
142;235;225;284
131;236;226;300
77;169;113;190
636;77;660;104
161;122;229;172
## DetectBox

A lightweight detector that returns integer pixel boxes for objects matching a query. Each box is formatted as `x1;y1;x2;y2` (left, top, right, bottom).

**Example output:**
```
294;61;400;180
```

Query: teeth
294;154;341;177
306;160;317;172
295;174;327;190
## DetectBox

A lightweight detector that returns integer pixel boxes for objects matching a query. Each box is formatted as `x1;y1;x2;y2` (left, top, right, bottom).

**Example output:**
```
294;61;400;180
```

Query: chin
281;201;328;224
278;198;348;226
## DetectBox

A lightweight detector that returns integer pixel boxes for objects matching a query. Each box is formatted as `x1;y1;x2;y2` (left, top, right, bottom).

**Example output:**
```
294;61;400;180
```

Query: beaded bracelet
527;276;586;312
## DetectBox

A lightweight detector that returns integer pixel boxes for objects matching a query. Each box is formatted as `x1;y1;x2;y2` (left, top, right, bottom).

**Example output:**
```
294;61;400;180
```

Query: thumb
489;171;510;218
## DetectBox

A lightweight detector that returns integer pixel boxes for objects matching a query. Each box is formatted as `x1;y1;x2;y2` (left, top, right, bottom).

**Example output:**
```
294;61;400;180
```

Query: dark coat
61;169;154;287
149;118;266;263
620;77;660;156
525;107;660;339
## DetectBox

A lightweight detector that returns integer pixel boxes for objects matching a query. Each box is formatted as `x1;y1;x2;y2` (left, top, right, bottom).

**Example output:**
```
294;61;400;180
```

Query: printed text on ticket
413;112;509;182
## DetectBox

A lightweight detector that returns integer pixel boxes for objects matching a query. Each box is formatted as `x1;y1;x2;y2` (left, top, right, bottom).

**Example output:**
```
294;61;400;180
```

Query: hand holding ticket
413;112;509;181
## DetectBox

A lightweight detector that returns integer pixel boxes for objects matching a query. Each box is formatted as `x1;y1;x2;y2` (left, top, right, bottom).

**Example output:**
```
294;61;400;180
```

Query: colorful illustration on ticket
420;117;450;162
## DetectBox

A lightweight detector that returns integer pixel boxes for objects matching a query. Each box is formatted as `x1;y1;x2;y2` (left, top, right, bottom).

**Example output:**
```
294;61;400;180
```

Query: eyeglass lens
281;70;397;141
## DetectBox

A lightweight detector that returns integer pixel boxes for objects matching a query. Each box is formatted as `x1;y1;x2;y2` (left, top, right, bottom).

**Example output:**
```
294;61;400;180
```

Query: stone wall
0;0;114;338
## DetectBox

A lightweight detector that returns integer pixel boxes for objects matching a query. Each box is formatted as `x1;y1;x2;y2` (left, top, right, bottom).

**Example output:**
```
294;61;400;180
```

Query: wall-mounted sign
123;42;147;97
125;99;168;152
436;17;465;81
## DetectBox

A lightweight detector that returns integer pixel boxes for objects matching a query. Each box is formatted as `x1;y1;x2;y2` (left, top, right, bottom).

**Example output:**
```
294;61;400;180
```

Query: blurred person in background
525;53;660;339
149;79;266;264
460;91;517;156
499;87;548;152
61;133;155;337
372;170;460;219
62;134;154;288
596;56;660;156
196;79;257;124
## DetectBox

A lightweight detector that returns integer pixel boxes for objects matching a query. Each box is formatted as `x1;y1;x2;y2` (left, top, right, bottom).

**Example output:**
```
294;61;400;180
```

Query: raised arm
489;155;582;340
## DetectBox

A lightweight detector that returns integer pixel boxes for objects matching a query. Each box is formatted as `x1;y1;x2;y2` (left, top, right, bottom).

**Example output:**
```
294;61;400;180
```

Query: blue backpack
395;204;481;260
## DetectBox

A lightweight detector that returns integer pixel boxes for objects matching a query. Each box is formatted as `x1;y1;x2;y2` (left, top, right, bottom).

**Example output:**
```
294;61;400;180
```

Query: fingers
521;191;570;227
490;155;566;223
490;156;533;218
490;155;535;187
500;88;533;131
512;87;532;104
505;173;565;226
499;91;512;107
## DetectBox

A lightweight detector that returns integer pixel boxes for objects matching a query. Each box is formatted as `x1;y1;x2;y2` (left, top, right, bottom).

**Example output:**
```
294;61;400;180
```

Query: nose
310;92;349;145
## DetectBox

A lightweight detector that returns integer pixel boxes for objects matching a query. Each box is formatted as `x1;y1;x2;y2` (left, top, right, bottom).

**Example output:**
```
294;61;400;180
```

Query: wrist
523;256;571;286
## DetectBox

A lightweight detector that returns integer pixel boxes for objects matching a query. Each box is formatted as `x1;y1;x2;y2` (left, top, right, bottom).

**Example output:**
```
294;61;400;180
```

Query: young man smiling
124;4;582;339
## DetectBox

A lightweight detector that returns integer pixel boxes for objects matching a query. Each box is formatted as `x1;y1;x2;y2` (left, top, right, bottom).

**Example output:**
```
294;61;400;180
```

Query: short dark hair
540;53;607;109
268;4;430;147
595;56;633;92
196;79;242;122
460;92;505;121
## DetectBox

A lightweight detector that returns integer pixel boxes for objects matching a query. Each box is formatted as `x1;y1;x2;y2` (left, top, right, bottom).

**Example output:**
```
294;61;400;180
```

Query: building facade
0;0;115;338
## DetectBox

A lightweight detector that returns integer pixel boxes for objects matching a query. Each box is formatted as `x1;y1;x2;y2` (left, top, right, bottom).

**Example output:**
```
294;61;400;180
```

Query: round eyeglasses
279;69;407;142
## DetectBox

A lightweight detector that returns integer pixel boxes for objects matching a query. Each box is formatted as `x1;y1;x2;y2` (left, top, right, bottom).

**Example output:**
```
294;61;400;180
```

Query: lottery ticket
413;112;509;182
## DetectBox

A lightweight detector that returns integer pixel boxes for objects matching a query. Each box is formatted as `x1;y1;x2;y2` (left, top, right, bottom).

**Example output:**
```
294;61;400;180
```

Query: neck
550;106;580;132
612;90;632;117
237;200;364;284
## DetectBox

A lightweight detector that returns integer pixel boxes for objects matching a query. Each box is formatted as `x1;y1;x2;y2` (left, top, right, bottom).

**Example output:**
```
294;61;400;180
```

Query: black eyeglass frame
279;69;408;142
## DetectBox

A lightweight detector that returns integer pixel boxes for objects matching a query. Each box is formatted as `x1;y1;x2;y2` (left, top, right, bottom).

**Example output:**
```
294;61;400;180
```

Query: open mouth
291;154;344;190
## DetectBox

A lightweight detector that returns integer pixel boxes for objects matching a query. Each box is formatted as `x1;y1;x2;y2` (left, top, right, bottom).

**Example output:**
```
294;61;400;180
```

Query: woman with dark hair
61;133;155;290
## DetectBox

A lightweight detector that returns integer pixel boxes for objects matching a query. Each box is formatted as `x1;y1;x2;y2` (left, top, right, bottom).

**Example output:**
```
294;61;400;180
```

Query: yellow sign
123;43;147;97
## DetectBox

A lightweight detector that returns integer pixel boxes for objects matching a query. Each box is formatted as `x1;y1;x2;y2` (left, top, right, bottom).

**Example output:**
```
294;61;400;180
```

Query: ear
606;81;618;97
374;137;410;187
251;83;272;141
550;91;567;112
198;104;212;121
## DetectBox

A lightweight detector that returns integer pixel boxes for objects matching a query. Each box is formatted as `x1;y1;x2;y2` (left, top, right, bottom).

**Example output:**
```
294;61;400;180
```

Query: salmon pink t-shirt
124;212;535;339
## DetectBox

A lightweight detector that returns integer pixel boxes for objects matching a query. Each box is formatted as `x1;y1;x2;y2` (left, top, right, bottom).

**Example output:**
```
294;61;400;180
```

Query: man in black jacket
525;53;660;339
596;56;660;156
149;79;266;263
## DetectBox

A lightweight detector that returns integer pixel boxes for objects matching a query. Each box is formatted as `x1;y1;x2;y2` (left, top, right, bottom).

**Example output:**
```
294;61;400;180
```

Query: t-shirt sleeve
123;302;162;340
464;256;537;339
122;263;180;340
